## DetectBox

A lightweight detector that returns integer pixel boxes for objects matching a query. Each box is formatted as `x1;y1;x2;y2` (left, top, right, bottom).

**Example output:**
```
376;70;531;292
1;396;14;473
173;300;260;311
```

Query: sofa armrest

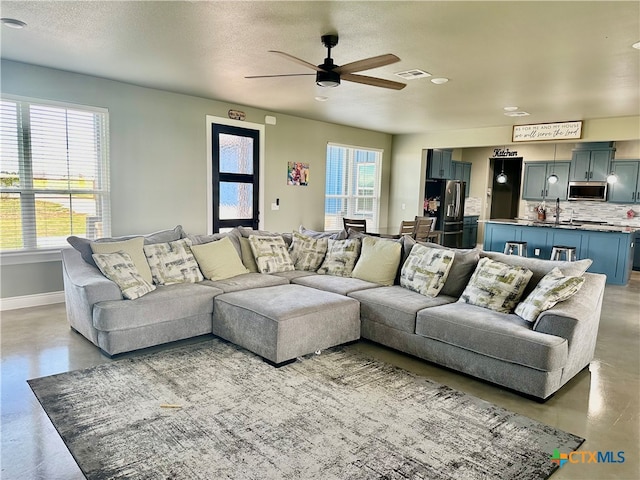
532;272;606;380
62;248;122;304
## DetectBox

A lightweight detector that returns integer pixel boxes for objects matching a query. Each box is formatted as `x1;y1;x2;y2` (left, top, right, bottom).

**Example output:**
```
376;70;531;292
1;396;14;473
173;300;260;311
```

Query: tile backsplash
523;200;640;227
464;196;482;216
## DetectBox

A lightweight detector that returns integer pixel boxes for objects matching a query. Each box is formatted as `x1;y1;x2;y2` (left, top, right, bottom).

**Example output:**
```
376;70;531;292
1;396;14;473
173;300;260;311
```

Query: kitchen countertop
484;218;638;233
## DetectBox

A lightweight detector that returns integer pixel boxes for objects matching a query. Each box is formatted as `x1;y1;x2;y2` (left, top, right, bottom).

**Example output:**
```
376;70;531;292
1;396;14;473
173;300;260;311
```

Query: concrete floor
1;272;639;480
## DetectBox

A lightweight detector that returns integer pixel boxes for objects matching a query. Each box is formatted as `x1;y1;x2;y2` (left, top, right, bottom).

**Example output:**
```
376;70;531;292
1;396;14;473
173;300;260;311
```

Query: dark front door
212;124;259;232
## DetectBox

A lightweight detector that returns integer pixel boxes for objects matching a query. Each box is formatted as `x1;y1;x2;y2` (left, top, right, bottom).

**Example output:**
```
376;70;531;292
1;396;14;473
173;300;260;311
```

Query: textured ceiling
1;1;639;135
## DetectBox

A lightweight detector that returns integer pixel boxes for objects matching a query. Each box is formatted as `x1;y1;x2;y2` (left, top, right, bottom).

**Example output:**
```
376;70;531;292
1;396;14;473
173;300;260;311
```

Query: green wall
0;60;392;298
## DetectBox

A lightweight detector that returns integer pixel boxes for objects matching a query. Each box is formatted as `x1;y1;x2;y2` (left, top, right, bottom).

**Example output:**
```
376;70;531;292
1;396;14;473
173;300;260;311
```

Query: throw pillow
298;225;347;240
187;231;242;258
190;237;249;281
143;238;204;285
289;231;328;271
515;267;586;322
90;237;153;284
458;257;533;313
352;236;402;286
92;251;156;300
316;238;362;277
400;244;455;297
239;237;259;272
248;235;295;274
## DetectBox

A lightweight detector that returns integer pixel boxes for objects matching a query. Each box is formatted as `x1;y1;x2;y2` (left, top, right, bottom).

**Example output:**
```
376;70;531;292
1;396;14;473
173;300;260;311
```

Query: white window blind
324;144;381;231
0;97;110;252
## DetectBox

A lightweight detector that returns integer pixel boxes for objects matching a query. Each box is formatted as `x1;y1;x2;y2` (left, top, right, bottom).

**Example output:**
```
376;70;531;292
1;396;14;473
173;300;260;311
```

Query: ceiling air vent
395;69;432;80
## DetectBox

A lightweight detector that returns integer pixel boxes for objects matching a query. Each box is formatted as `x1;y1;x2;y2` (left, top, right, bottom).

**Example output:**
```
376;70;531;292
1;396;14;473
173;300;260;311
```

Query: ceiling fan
245;34;406;90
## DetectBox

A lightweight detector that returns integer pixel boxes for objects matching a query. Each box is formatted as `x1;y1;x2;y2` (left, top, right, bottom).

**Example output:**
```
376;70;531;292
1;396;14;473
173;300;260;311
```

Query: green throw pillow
239;237;259;272
289;231;328;271
352;236;402;286
317;238;361;277
143;238;204;285
92;251;156;300
459;257;533;313
400;244;455;297
248;235;295;273
91;236;153;284
515;267;585;322
191;236;249;281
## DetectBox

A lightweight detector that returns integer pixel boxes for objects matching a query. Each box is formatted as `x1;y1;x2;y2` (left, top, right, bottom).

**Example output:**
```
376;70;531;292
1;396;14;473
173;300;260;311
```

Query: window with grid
0;96;110;253
324;144;381;231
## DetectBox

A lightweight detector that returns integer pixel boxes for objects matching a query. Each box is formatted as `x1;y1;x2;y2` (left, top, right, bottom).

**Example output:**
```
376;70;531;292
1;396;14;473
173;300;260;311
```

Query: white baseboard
0;291;65;311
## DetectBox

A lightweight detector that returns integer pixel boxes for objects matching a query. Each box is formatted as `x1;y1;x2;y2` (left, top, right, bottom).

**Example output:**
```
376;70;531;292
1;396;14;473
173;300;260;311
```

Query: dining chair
412;216;434;242
398;220;416;236
343;218;367;233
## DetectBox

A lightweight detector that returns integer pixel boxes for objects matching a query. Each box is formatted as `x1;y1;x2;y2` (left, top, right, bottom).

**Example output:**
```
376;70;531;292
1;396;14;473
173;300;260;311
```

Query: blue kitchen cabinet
608;161;640;204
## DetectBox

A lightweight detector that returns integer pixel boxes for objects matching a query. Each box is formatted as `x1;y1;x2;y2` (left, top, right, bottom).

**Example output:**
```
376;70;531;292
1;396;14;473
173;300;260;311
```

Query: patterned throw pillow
143;238;204;285
317;238;362;277
90;237;153;284
289;231;328;271
352;236;402;286
458;257;533;313
515;267;585;322
190;236;249;281
92;251;156;300
400;244;455;297
248;235;295;273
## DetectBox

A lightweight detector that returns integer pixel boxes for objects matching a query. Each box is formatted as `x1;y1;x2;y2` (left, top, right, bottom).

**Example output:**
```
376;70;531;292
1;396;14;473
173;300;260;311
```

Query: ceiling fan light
316;70;340;88
547;173;559;184
496;172;508;184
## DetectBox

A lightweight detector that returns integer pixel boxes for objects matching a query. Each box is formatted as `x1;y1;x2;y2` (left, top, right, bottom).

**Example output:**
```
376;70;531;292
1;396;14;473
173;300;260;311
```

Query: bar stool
504;241;528;256
551;245;577;261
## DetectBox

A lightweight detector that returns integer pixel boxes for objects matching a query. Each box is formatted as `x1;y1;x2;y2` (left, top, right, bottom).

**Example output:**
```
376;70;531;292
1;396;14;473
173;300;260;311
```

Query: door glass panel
219;182;253;219
219;134;254;175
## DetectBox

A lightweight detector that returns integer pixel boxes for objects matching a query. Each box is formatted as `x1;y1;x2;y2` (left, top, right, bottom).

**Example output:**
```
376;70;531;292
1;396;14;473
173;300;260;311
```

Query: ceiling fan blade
269;50;324;72
334;54;400;74
342;73;406;90
245;73;315;79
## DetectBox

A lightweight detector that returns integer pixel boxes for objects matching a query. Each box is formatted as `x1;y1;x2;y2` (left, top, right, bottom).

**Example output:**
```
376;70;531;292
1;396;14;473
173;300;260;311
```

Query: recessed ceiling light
1;18;26;29
503;106;519;112
633;41;640;50
504;111;530;117
430;77;449;85
314;96;329;102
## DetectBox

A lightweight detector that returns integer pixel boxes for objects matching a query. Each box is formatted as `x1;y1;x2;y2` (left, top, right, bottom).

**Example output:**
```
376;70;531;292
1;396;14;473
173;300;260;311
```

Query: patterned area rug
29;338;583;479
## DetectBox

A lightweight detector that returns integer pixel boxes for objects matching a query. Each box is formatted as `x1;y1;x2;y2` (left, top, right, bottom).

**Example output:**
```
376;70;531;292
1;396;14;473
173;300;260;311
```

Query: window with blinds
324;144;381;231
0;97;110;252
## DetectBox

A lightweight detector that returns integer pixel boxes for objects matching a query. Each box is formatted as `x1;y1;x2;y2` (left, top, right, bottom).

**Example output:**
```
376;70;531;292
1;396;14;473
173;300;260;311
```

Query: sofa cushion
91;251;156;300
400;244;455;297
415;302;568;371
90;237;153;284
237;226;293;247
200;272;288;293
403;237;480;297
317;238;361;277
298;225;347;240
269;270;317;282
459;257;532;313
292;273;379;296
187;231;242;258
289;231;328;271
143;238;204;285
93;282;222;332
480;251;592;297
191;236;249;281
515;267;586;322
352;236;402;286
248;235;295;273
349;285;456;334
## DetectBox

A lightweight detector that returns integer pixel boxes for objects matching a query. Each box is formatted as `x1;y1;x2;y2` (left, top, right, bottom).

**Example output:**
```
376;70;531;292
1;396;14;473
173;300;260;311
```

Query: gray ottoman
212;284;360;365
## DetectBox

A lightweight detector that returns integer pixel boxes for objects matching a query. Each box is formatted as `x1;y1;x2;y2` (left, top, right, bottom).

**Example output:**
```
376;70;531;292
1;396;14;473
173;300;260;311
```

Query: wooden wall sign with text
512;121;582;142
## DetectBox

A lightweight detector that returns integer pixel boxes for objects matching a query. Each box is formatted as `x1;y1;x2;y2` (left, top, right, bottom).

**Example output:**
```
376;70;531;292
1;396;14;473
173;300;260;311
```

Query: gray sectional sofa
61;226;606;400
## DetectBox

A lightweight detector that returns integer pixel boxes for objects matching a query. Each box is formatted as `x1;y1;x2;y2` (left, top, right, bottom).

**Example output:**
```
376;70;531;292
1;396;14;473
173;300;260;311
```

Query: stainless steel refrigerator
424;179;465;248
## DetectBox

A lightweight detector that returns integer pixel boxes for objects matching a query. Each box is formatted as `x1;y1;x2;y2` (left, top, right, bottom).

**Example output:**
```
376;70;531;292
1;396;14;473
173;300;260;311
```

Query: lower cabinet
462;216;478;248
483;222;635;285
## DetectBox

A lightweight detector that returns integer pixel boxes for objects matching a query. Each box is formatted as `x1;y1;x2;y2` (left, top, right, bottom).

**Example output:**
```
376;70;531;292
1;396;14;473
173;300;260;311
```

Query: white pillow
352;236;402;286
143;238;204;285
191;237;249;281
248;235;295;273
92;251;156;300
317;238;361;277
289;231;328;271
400;244;455;296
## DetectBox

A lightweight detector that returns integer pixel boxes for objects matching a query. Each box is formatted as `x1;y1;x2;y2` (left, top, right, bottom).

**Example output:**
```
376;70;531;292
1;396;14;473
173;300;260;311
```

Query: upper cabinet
570;142;615;182
608;161;640;204
427;149;453;179
452;161;472;197
522;162;570;201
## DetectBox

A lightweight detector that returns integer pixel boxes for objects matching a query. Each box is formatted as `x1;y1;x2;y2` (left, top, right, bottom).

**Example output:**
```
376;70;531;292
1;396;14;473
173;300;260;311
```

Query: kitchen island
483;219;636;285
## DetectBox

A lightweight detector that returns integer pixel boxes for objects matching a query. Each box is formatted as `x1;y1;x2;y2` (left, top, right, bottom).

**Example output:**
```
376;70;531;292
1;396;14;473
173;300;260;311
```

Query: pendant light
547;144;559;184
496;153;507;184
607;171;618;184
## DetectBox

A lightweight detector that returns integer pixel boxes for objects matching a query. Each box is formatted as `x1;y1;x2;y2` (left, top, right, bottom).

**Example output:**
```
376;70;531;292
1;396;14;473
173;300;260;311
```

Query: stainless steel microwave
567;181;608;201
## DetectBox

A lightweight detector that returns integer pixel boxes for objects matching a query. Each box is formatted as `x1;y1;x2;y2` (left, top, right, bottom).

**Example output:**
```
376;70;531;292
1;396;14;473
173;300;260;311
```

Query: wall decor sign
228;109;246;121
287;162;309;186
492;148;519;158
512;121;582;142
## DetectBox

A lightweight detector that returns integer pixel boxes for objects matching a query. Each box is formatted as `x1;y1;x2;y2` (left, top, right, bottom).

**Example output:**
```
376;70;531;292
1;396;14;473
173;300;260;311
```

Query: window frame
0;94;110;264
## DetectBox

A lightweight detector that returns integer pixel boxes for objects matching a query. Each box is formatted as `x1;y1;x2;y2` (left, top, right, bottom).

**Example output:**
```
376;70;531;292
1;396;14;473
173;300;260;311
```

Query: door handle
590;171;593;179
585;171;588;179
